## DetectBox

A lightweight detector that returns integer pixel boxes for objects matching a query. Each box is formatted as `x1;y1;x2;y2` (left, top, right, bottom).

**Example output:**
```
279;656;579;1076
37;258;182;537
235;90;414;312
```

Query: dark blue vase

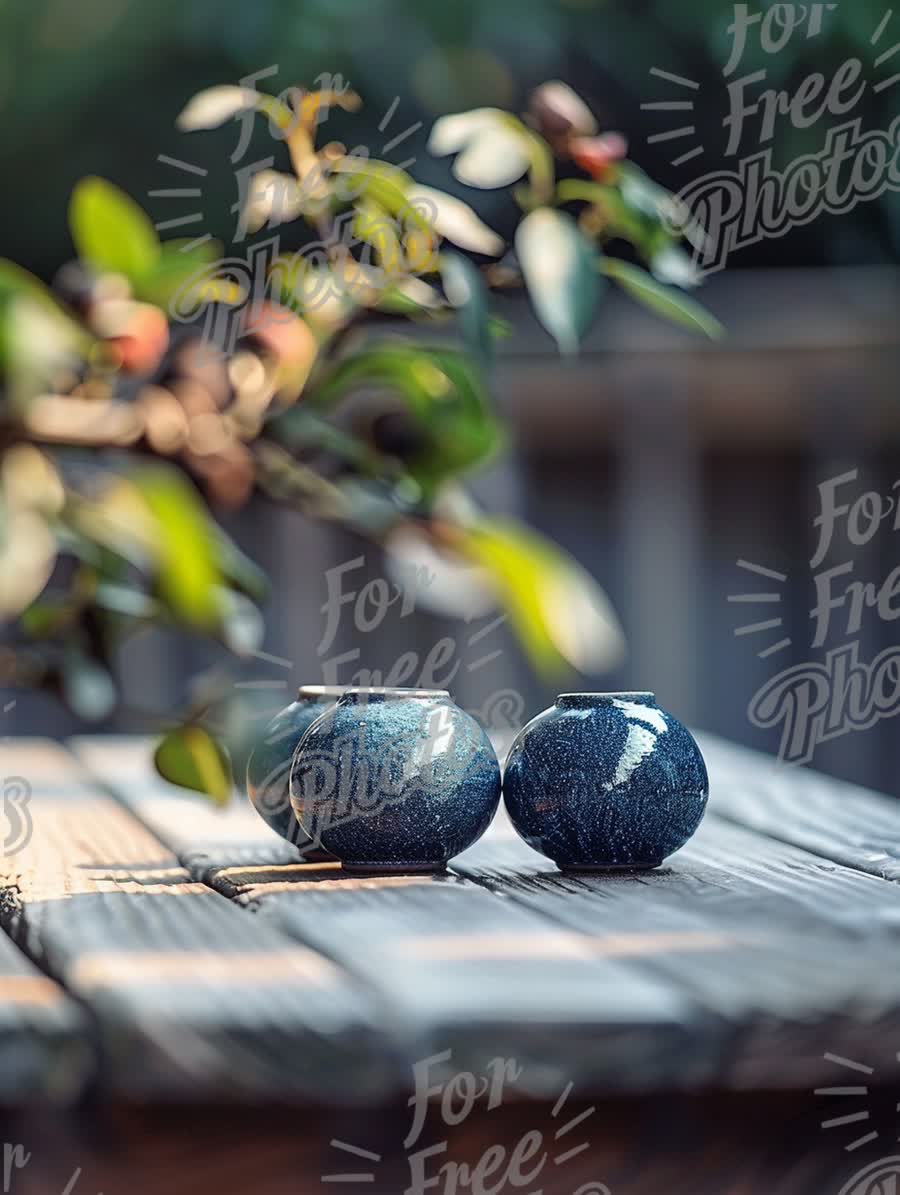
503;692;708;870
246;685;345;856
290;687;501;873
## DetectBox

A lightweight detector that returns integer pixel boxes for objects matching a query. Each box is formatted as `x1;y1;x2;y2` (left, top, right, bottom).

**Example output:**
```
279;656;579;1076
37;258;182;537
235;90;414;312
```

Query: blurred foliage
0;76;716;796
0;0;896;278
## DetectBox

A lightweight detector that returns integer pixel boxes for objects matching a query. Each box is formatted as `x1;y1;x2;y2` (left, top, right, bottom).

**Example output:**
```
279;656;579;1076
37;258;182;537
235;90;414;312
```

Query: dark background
2;0;899;795
1;0;898;274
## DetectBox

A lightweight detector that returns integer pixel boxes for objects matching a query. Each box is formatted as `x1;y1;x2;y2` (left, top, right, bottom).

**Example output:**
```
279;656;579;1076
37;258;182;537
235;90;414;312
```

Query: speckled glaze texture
503;692;709;870
246;686;345;855
289;688;501;872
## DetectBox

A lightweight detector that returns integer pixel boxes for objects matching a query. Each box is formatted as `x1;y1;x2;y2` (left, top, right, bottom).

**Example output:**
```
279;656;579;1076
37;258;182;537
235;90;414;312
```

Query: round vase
289;687;501;873
246;685;346;856
502;692;708;870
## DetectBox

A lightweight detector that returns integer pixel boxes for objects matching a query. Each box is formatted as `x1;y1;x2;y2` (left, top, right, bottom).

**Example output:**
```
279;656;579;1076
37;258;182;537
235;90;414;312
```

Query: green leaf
440;253;492;366
352;199;403;274
515;208;600;355
0;262;85;376
0;259;68;321
518;128;556;206
556;180;647;244
617;163;671;219
94;582;159;620
555;176;677;266
137;239;222;308
334;477;409;538
487;316;513;341
213;586;264;656
20;598;68;639
2;296;82;413
0;500;56;617
69;177;160;284
313;344;502;495
61;646;116;721
154;725;232;805
373;280;442;316
452;518;625;678
211;526;269;603
329;159;432;232
132;467;223;629
599;258;723;339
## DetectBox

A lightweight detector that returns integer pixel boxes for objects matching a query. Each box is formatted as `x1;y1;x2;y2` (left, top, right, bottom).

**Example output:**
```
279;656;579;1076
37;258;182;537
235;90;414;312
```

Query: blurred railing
503;265;900;794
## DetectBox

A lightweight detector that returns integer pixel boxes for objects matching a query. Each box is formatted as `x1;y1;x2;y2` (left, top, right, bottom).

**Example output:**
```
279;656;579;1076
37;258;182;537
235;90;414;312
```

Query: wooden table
0;733;898;1195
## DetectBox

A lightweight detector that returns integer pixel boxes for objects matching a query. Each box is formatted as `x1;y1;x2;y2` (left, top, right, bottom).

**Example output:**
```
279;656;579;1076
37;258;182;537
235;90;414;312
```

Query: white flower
407;185;503;256
177;86;262;131
428;109;531;189
244;170;305;233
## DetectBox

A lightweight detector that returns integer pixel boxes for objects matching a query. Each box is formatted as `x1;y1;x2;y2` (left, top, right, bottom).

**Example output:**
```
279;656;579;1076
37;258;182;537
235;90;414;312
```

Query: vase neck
556;692;656;710
339;687;451;705
297;685;347;701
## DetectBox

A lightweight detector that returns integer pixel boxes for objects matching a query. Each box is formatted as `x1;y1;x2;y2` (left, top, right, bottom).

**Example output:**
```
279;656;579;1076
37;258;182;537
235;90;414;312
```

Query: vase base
559;860;664;873
340;861;448;876
296;847;339;864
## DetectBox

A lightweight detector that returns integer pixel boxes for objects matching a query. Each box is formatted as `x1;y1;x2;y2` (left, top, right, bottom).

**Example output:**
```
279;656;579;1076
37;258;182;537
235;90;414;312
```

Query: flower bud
528;81;597;145
570;133;628;179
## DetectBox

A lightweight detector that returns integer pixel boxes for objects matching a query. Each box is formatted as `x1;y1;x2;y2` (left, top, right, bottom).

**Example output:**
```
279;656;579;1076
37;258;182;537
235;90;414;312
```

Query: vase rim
297;685;348;700
556;691;656;707
339;687;451;702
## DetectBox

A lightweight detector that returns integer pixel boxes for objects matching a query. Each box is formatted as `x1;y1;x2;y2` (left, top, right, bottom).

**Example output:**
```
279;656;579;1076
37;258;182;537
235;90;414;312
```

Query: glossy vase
246;685;345;855
503;692;708;870
290;687;501;873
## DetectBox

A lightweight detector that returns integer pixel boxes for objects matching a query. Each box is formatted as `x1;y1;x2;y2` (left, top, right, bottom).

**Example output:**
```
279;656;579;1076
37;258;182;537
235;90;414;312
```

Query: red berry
96;302;170;375
570;133;628;179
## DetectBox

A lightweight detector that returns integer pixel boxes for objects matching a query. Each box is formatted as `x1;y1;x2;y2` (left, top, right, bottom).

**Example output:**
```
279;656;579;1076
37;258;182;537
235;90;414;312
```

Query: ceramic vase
502;692;708;870
290;687;501;872
246;685;345;855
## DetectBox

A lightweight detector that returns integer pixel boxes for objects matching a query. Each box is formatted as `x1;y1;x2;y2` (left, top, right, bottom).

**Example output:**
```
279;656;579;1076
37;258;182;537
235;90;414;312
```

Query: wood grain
0;738;396;1102
452;805;900;1090
701;733;900;882
74;738;709;1099
0;925;89;1104
73;734;900;1098
73;735;302;878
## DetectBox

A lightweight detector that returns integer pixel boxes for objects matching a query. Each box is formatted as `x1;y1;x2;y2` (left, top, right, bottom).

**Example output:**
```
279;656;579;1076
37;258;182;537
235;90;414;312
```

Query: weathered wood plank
229;866;711;1096
452;806;900;1089
73;735;302;877
0;926;90;1104
701;733;900;882
76;734;900;1095
74;737;710;1099
0;747;94;1104
0;739;396;1102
